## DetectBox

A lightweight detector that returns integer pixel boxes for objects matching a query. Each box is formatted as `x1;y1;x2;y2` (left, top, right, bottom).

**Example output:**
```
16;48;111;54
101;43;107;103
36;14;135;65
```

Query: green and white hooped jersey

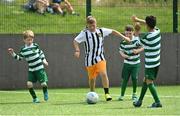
140;28;161;68
119;36;142;65
12;43;46;72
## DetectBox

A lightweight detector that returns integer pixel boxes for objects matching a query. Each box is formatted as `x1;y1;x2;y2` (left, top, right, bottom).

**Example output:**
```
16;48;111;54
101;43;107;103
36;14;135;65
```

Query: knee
27;81;33;88
146;79;153;84
41;82;47;87
100;72;107;78
89;78;96;83
131;76;137;81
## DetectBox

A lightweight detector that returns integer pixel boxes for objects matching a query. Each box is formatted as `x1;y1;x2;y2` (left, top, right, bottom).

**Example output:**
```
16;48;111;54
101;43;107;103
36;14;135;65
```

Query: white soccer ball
86;92;99;104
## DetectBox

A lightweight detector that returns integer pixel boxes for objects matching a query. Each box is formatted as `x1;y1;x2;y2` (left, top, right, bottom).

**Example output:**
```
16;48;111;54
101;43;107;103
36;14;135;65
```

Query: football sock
104;88;109;94
139;82;148;101
148;83;160;103
43;86;48;94
29;88;37;99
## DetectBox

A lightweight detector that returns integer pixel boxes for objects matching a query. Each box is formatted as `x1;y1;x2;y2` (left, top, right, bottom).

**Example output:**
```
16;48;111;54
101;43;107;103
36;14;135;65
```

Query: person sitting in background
34;0;49;15
49;0;79;16
23;0;36;11
23;0;49;15
48;0;66;16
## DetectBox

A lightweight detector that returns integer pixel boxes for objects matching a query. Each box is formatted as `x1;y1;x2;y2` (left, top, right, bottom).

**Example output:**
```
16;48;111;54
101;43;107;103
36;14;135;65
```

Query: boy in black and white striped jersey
73;16;131;101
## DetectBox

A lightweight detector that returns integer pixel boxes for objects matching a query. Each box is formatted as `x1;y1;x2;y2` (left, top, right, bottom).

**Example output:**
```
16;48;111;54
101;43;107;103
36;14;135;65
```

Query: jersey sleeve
12;50;24;61
134;37;143;47
74;31;86;43
39;49;45;60
35;44;46;60
119;41;124;52
101;28;113;37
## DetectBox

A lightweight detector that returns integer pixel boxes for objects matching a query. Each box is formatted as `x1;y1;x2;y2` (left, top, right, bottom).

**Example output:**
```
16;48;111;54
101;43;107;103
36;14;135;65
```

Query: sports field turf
0;0;179;34
0;86;180;115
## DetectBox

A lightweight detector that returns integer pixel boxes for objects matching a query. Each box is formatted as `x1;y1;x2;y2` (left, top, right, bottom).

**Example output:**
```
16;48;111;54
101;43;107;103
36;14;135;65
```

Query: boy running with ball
73;16;131;101
8;30;49;103
132;15;162;108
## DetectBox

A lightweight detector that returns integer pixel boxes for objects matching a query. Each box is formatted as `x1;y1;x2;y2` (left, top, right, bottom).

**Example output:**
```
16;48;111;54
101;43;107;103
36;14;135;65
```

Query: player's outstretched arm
131;15;146;25
8;48;23;60
112;30;131;42
73;40;80;59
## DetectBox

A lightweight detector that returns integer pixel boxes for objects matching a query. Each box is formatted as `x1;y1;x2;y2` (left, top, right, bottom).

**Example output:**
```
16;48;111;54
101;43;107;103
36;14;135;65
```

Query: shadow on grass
104;106;149;110
0;101;33;105
53;100;109;106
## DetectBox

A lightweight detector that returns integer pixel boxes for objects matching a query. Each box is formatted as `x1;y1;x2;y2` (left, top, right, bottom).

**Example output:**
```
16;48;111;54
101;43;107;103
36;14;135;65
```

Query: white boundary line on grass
0;91;180;98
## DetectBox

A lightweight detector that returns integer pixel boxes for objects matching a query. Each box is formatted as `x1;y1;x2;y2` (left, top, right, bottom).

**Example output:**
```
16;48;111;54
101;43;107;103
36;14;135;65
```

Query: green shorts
28;69;48;83
122;63;140;80
145;66;159;80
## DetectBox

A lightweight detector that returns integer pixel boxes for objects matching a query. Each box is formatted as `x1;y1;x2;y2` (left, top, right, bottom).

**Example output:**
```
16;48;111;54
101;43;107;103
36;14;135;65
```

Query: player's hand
74;51;80;58
121;54;129;59
131;15;137;22
43;59;49;66
44;61;49;67
133;49;139;54
8;48;14;55
123;55;129;59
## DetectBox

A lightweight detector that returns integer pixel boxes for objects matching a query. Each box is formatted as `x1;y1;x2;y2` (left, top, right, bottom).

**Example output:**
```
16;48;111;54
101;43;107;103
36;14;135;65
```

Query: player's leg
89;78;96;92
133;78;147;107
99;70;112;101
145;67;162;108
131;64;140;100
27;71;40;103
36;69;49;101
87;65;97;92
118;63;131;101
98;61;112;101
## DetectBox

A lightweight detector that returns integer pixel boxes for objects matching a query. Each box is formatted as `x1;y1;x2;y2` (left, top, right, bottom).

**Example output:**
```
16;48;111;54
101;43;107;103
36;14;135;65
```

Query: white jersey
75;28;112;67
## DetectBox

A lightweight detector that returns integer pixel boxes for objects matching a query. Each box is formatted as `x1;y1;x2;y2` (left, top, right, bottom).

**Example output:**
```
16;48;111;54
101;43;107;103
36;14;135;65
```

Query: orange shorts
86;60;106;80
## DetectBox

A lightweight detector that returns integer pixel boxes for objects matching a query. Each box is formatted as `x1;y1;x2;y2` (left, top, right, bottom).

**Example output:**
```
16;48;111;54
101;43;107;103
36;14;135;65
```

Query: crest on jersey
97;33;103;38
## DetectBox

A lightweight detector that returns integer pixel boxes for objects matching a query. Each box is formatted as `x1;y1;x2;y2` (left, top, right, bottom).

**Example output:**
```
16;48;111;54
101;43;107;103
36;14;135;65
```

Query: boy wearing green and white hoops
118;25;144;101
8;30;49;103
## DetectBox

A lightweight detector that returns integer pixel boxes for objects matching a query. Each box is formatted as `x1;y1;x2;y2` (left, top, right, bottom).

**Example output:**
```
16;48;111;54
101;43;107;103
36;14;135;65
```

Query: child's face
125;31;133;39
23;37;34;46
87;22;97;32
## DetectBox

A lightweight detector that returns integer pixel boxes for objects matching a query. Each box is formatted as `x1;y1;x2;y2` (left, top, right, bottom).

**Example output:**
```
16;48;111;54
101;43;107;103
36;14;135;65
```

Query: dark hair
125;25;134;31
145;16;156;29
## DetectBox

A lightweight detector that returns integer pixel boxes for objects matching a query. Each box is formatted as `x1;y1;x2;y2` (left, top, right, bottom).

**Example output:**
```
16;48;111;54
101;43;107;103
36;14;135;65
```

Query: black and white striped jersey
75;28;112;67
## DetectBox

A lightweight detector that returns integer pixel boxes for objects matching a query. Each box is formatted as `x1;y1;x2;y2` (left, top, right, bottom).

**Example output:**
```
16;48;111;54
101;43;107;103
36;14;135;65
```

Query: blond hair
86;16;96;24
23;30;34;39
134;22;141;32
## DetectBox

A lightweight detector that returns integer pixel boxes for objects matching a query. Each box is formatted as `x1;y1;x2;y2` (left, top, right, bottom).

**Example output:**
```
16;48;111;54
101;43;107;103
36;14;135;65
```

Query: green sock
148;83;160;103
43;86;48;94
139;82;148;101
29;88;37;99
132;79;137;94
121;79;128;96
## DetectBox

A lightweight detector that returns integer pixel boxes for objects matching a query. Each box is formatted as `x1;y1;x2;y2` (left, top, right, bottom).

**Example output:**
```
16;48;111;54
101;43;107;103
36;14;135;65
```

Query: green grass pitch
0;0;179;34
0;86;180;115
